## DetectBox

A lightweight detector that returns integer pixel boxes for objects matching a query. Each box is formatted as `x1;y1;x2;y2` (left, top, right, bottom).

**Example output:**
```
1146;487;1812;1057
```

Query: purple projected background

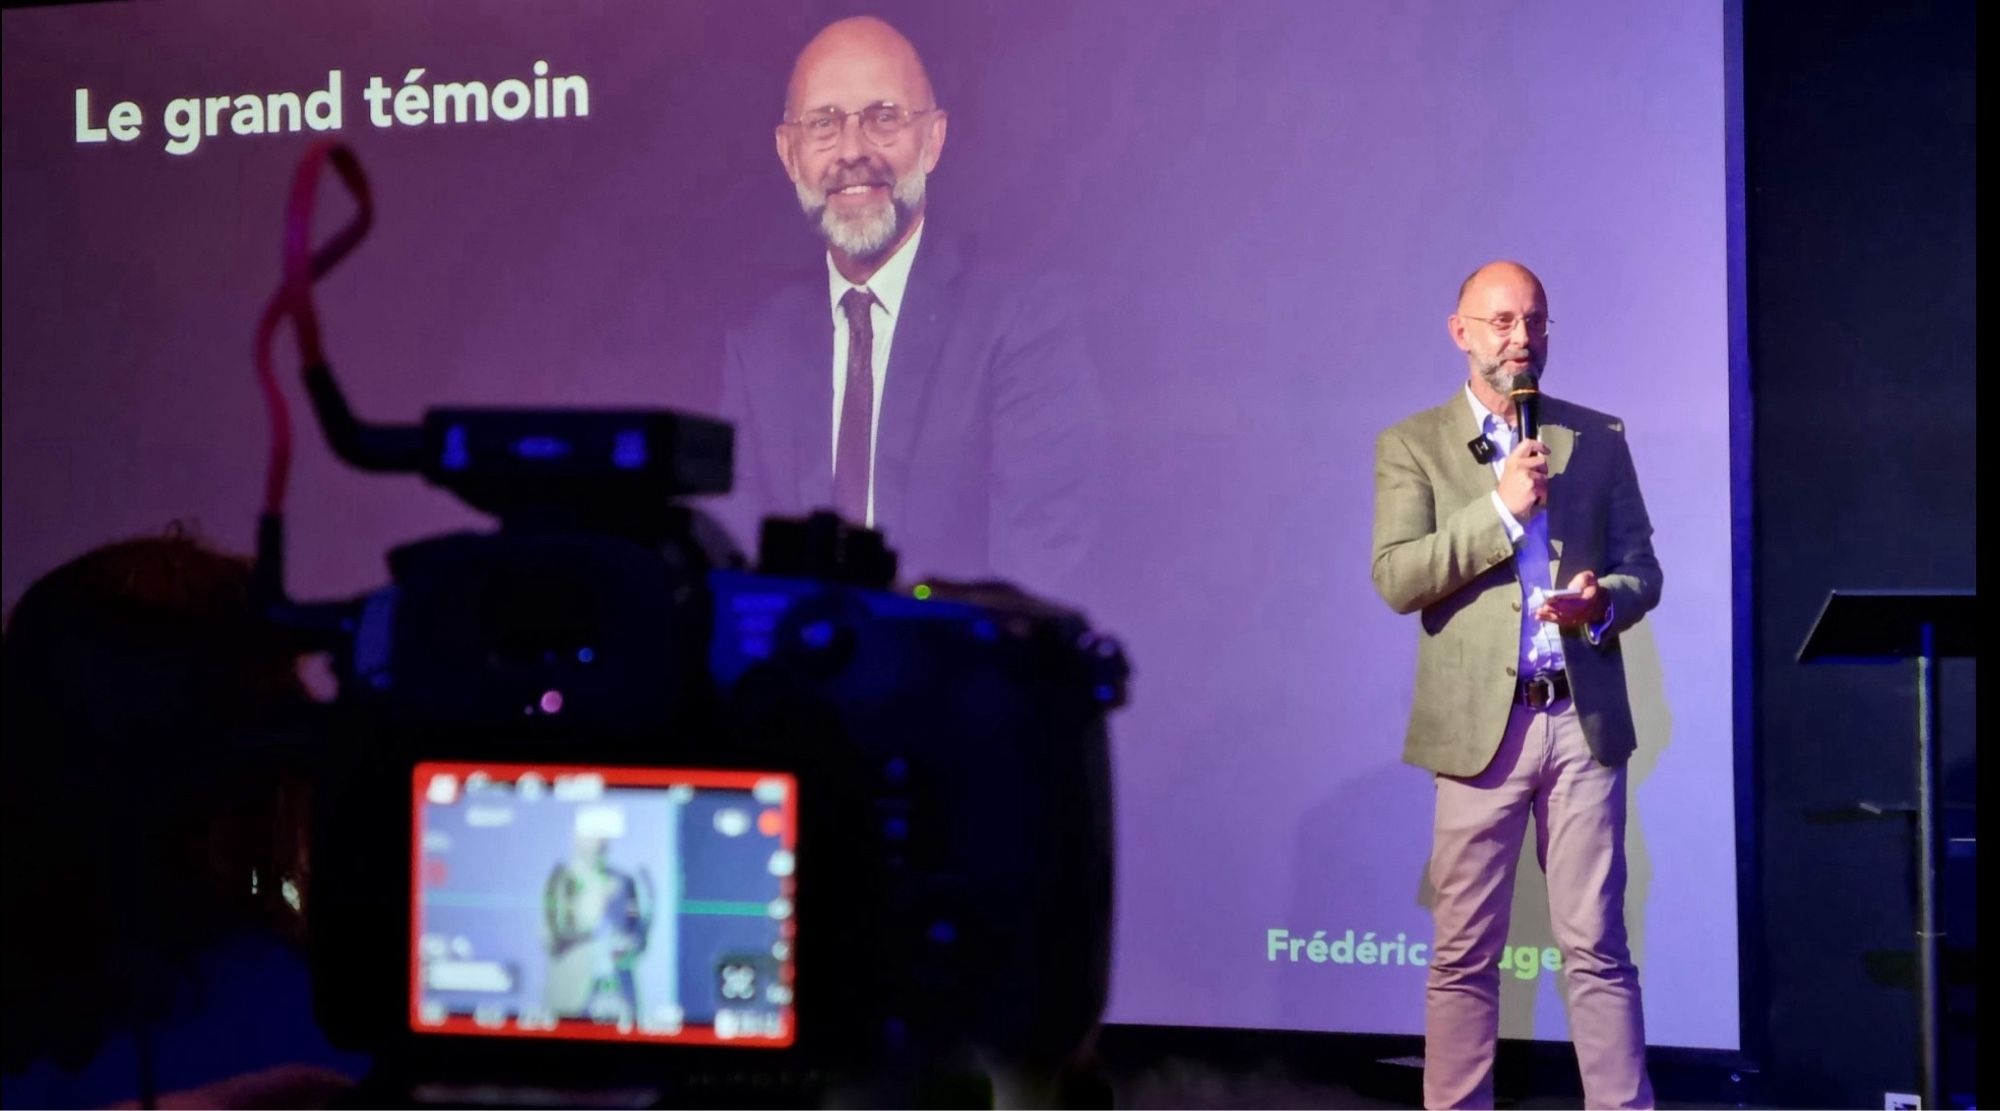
0;1;1738;1048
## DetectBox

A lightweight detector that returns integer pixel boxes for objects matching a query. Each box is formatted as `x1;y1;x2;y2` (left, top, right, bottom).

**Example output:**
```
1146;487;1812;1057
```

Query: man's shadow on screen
1275;740;1435;1035
1279;622;1669;1041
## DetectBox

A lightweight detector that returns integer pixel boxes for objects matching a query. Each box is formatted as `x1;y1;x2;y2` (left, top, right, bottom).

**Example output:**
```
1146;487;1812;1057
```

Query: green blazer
1371;390;1663;776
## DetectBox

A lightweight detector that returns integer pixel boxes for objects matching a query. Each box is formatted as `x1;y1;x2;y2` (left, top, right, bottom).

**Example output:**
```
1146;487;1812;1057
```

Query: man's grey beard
796;164;927;259
1476;351;1543;396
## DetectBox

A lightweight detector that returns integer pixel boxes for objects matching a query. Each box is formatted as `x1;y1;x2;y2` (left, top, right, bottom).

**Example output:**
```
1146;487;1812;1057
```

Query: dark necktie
834;288;877;524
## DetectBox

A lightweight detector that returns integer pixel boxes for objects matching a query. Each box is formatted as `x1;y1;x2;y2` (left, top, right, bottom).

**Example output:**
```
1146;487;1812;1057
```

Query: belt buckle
1524;674;1555;708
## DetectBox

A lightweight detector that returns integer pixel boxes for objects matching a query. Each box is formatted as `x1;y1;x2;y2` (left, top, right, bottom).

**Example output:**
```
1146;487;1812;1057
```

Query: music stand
1799;589;1976;1110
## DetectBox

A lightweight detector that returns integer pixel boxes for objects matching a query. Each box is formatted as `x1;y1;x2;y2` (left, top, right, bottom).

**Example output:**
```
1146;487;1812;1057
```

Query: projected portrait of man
715;16;1103;598
1371;261;1663;1109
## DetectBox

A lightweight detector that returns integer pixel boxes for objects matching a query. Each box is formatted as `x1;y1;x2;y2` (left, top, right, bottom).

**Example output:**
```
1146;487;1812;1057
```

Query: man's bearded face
794;151;928;260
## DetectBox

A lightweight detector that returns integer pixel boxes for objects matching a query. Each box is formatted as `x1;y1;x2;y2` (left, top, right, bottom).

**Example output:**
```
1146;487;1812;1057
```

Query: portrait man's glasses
1459;312;1552;338
786;103;938;150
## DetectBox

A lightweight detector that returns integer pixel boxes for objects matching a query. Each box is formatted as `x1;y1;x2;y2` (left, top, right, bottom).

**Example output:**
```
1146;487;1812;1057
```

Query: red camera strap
255;141;373;513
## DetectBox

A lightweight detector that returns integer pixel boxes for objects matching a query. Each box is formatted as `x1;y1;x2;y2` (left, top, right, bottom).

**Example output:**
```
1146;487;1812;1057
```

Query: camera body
273;387;1126;1099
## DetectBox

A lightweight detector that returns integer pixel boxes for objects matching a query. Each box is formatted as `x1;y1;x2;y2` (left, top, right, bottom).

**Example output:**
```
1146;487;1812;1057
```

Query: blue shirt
1466;386;1570;679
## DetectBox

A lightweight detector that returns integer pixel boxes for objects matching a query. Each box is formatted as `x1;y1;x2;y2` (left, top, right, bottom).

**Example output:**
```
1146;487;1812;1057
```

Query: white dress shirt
1466;385;1570;678
826;219;925;527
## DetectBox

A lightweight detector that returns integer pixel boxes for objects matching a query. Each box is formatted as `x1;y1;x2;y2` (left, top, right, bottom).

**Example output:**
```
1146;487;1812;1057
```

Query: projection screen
1;0;1740;1051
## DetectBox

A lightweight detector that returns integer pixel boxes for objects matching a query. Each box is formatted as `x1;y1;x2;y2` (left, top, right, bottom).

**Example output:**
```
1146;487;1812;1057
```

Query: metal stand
1799;590;1973;1111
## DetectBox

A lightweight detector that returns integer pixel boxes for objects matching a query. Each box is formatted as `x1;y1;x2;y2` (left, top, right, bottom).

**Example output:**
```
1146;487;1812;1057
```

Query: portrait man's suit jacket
713;232;1104;599
1371;391;1663;777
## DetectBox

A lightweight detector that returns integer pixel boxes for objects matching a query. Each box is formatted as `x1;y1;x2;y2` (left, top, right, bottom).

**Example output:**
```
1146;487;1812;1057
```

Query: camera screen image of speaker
410;763;797;1047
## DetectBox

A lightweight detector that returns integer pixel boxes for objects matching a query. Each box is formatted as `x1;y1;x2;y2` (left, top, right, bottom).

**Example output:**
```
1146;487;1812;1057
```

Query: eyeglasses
1459;312;1552;338
785;102;939;149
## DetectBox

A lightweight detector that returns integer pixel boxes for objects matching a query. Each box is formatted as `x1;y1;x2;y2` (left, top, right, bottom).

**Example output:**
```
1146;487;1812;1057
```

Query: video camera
257;363;1130;1105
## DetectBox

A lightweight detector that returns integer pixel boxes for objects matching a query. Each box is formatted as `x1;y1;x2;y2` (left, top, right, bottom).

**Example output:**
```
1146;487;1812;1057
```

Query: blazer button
1511;600;1522;613
1505;665;1517;677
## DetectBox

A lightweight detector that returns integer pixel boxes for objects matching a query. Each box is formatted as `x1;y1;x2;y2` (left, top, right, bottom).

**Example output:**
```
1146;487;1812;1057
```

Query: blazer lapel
766;282;834;510
1443;391;1499;510
872;234;960;531
1440;390;1575;579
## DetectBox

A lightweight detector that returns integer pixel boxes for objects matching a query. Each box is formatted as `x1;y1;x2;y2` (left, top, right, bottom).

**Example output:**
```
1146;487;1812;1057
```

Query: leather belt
1518;671;1571;708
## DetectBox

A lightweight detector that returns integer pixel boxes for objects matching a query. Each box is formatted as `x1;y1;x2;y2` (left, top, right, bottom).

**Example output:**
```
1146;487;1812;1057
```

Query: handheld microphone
1507;372;1545;507
1508;373;1540;443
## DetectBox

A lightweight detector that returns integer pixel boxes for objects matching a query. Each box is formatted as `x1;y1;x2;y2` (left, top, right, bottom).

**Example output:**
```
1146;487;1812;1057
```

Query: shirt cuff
1489;491;1526;544
1585;600;1617;645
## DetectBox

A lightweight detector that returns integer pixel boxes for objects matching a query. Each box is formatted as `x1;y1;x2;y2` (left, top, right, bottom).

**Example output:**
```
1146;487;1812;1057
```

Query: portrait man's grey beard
796;163;927;259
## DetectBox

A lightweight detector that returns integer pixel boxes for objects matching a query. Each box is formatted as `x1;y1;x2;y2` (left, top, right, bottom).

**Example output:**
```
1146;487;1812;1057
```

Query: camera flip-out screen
411;762;798;1047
